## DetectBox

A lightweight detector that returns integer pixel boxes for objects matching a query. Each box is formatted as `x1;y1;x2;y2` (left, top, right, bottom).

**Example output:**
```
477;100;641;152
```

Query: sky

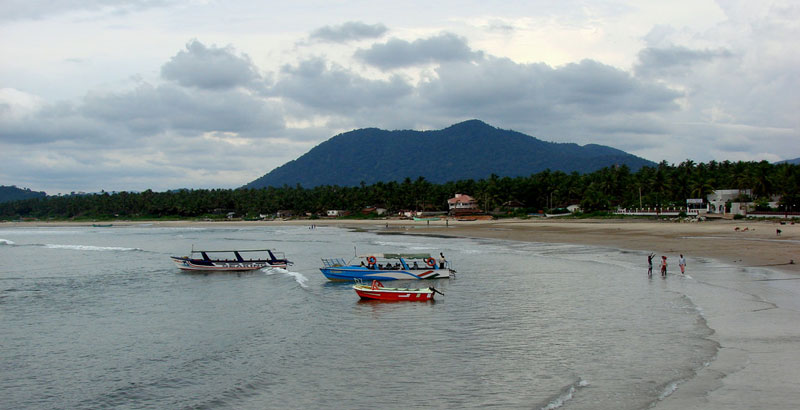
1;1;798;194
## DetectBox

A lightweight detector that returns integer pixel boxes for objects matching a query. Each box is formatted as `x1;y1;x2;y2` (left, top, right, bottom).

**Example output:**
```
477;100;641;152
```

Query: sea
0;224;736;409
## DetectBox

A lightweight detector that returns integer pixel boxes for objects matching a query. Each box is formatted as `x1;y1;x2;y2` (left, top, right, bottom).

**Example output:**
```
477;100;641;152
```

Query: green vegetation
0;185;47;203
1;160;798;221
244;120;655;188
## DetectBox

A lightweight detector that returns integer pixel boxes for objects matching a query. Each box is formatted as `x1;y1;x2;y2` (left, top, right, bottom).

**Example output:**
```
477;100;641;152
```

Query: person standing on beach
647;253;655;277
678;254;686;274
660;256;668;277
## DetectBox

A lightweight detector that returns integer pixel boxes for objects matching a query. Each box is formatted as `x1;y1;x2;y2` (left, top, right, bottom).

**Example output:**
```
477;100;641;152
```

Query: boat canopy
357;253;432;259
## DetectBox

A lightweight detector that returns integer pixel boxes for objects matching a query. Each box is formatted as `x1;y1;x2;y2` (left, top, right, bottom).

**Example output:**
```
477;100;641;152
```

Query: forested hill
244;120;655;188
776;157;800;165
0;185;47;203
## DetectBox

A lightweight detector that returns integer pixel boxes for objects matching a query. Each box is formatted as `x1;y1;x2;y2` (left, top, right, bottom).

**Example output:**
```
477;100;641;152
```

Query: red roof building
448;194;478;215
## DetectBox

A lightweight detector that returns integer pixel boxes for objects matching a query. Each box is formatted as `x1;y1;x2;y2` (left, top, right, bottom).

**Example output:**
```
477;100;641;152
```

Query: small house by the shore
326;209;350;217
448;194;478;215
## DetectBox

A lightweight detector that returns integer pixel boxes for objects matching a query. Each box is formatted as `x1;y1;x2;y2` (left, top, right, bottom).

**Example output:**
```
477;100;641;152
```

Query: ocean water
0;224;720;409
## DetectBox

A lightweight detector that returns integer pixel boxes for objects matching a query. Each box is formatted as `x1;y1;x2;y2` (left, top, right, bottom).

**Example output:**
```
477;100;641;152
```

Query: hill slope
0;185;47;203
776;157;800;165
245;120;655;188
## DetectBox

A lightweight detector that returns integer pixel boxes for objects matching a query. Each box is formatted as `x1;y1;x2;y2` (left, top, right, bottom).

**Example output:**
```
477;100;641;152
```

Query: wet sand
423;218;800;409
5;217;800;408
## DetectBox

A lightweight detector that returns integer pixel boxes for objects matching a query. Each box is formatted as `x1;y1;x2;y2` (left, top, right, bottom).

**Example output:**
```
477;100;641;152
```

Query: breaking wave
265;267;309;288
540;378;589;410
43;244;143;252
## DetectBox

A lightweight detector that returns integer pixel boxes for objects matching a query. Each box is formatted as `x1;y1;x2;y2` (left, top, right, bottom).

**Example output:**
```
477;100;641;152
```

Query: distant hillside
0;185;47;203
776;157;800;165
244;120;655;188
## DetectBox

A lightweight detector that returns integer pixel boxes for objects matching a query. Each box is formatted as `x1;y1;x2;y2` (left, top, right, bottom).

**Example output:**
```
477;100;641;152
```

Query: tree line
1;160;798;220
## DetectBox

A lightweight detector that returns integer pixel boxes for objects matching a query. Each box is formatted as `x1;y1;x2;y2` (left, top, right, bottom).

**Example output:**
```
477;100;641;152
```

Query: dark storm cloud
161;40;261;90
354;32;484;69
634;45;733;77
271;58;413;113
309;21;388;43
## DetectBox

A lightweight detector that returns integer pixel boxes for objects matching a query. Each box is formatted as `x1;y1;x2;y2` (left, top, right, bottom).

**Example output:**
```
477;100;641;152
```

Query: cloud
271;58;413;113
354;32;484;69
309;21;388;43
161;40;262;90
81;83;283;136
419;57;680;118
0;0;175;22
635;45;733;77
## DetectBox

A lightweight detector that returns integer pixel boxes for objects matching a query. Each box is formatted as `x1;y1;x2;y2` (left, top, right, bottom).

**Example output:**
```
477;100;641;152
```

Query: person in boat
438;253;446;269
412;261;419;270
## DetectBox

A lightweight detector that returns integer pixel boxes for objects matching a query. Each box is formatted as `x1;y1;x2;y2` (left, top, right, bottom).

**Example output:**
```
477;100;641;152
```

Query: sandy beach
5;217;799;408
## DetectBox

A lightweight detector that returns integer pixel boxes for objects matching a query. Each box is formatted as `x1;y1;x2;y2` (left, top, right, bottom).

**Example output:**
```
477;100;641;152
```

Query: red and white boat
353;280;443;301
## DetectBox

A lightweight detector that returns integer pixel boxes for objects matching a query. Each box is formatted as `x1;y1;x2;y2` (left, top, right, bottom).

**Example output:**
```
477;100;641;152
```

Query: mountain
0;185;47;203
244;120;656;188
775;157;800;165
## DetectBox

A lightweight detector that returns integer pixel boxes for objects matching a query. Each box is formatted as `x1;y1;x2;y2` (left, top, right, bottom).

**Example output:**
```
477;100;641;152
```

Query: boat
170;248;292;271
92;223;113;227
353;280;443;301
320;253;455;281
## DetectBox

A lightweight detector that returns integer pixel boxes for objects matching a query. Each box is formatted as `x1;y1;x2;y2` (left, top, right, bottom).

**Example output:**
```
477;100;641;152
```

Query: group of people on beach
648;252;686;277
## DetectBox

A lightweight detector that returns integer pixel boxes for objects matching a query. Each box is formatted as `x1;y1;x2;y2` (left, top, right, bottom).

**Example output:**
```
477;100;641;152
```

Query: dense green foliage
0;185;47;203
244;120;655;188
2;160;798;220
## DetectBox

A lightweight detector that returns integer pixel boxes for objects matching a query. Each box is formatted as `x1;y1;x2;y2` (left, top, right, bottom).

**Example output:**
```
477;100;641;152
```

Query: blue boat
320;253;455;281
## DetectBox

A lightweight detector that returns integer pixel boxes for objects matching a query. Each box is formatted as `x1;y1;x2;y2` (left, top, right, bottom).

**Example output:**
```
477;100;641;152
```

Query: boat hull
353;284;435;301
171;257;287;271
320;267;449;281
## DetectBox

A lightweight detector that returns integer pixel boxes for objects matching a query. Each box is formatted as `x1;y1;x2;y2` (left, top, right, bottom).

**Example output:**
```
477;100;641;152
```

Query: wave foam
0;239;15;245
44;244;143;252
541;378;588;410
265;267;309;288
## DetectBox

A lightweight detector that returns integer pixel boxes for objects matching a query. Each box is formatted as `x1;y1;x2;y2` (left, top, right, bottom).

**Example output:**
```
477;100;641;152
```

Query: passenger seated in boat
413;262;419;269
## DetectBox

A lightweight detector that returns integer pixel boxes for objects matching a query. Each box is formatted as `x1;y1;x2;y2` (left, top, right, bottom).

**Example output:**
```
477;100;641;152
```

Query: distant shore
6;217;797;275
5;217;800;408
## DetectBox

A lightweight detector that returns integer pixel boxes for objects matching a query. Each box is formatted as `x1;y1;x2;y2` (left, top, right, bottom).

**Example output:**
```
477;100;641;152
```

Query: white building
707;189;752;215
448;194;478;214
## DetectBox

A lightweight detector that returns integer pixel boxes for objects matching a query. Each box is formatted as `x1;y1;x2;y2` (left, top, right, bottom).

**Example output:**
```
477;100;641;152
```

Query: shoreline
4;217;800;408
6;217;796;274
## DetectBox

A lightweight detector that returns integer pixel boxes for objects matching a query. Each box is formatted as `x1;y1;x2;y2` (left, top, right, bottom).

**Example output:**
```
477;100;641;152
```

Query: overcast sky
1;1;798;194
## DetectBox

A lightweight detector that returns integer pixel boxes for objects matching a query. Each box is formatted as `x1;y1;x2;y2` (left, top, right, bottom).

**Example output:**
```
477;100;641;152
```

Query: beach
5;217;799;408
421;218;800;409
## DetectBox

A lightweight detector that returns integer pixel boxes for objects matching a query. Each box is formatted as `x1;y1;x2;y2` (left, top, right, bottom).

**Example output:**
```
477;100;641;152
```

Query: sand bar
4;217;800;408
